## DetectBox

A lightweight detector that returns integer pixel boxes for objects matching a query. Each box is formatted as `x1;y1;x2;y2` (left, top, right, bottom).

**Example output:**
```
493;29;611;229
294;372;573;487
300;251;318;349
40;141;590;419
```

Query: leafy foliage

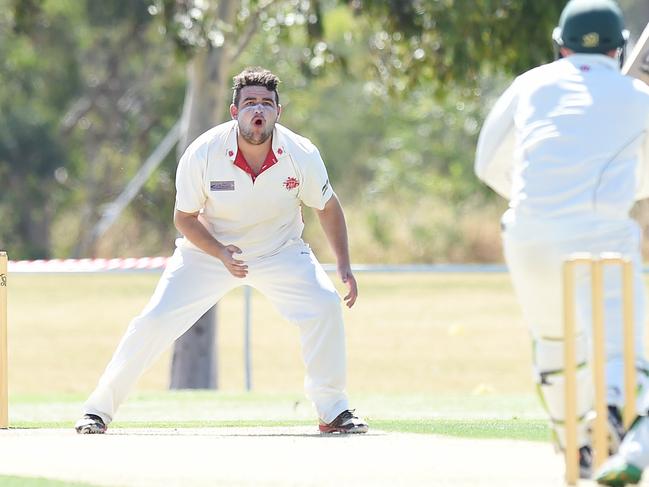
350;0;565;96
0;1;79;257
3;0;643;261
0;0;185;258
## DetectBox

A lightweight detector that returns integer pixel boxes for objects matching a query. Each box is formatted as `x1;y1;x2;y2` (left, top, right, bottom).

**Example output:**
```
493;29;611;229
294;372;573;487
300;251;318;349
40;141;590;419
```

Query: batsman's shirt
175;120;333;260
475;54;649;226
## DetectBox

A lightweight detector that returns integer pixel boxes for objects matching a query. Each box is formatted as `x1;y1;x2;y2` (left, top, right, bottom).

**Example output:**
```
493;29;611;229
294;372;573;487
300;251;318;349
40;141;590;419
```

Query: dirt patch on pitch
0;426;594;486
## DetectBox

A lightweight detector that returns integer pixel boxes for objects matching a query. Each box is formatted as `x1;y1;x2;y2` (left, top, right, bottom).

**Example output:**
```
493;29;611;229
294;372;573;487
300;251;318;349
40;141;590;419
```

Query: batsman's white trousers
83;238;349;424
502;212;649;448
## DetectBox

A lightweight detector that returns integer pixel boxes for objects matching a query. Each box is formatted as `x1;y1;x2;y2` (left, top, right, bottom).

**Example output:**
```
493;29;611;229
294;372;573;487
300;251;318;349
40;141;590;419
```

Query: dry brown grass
6;271;539;398
302;198;507;265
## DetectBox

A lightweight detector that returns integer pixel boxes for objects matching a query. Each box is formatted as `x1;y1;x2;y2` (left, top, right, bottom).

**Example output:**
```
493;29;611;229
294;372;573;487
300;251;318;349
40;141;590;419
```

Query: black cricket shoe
579;445;593;479
319;409;368;434
75;414;107;434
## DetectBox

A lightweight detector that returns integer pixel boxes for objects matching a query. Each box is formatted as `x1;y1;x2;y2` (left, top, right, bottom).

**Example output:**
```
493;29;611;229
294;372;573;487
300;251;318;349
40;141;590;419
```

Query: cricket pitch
0;426;583;487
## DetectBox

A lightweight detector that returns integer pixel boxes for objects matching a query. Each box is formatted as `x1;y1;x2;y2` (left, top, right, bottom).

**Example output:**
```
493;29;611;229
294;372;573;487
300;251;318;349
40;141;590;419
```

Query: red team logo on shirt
283;177;300;190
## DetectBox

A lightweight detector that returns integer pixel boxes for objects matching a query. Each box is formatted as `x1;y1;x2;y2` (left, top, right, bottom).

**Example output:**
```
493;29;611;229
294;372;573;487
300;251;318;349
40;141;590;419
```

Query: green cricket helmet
552;0;629;54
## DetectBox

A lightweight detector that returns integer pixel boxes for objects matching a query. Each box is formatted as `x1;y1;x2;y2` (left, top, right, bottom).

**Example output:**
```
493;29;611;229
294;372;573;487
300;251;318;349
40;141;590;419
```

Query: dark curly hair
232;67;280;107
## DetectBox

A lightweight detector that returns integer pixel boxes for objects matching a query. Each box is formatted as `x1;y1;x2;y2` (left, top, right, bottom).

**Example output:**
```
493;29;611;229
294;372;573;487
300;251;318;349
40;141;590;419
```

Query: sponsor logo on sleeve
210;181;235;191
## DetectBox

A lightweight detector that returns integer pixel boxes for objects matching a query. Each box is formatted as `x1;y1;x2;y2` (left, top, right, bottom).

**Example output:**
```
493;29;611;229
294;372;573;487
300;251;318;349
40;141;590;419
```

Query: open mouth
253;117;264;127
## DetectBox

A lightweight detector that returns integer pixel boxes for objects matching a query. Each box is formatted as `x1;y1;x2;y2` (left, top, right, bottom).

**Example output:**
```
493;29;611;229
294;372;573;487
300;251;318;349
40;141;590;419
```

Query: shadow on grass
105;427;384;438
8;418;550;442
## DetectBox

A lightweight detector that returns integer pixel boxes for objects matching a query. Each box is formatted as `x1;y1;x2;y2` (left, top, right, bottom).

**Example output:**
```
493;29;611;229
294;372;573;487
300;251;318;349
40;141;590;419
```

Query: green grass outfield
10;390;551;442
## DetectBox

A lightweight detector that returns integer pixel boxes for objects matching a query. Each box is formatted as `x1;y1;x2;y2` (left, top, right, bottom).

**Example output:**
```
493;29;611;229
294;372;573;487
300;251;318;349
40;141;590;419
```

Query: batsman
475;0;649;479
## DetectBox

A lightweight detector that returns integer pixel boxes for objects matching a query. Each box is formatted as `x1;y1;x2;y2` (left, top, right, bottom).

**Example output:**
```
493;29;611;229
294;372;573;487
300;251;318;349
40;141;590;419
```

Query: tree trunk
170;306;218;389
169;0;238;389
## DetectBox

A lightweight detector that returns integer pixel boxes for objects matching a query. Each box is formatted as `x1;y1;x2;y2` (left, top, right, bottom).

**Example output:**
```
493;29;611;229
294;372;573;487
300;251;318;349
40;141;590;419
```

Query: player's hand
339;266;357;308
219;244;248;278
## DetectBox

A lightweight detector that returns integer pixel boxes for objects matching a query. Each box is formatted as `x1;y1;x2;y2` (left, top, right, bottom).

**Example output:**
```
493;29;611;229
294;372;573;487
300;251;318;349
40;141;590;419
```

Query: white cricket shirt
175;120;333;260
475;54;649;223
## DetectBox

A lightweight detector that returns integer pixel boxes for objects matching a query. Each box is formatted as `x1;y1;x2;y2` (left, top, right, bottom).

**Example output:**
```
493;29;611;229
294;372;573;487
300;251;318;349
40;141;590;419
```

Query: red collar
234;148;278;182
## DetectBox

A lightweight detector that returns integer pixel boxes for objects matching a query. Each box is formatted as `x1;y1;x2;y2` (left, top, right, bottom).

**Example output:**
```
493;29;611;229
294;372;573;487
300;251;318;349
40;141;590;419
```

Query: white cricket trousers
83;239;349;424
502;212;649;449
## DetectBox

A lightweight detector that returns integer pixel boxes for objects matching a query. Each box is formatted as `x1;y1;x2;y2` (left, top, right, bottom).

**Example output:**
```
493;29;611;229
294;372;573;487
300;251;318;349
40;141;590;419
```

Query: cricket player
75;67;368;435
475;0;649;479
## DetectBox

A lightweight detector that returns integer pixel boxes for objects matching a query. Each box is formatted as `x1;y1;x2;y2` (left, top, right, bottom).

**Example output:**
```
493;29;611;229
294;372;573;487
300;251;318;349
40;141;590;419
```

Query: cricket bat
622;22;649;84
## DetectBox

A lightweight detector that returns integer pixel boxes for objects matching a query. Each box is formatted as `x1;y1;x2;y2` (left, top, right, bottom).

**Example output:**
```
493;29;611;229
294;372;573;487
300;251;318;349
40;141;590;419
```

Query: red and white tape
8;256;170;273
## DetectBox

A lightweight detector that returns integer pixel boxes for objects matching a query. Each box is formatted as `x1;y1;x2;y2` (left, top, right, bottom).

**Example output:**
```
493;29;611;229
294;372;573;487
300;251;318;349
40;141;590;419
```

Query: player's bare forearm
315;195;358;307
174;209;221;256
173;209;248;277
316;195;351;266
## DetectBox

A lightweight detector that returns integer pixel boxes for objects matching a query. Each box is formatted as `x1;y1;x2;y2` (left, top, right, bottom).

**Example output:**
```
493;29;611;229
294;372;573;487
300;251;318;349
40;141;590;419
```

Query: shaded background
2;0;647;264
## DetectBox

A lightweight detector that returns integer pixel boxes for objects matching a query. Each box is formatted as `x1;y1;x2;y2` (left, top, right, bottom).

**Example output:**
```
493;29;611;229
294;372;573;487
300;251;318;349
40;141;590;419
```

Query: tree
66;1;183;257
2;0;604;386
154;0;576;387
1;0;185;259
346;0;564;95
153;0;338;389
0;0;78;257
160;0;239;389
0;0;569;259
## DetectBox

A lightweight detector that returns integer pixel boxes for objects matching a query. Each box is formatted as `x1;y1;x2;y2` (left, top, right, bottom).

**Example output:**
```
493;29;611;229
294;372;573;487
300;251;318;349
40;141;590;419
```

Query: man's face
230;85;281;145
